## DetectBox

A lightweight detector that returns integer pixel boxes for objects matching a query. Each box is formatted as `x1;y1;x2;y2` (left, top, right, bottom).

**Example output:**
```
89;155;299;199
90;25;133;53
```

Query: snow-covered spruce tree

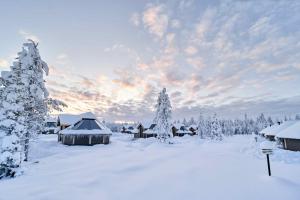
196;113;206;138
267;116;274;126
210;113;223;140
256;113;268;133
0;69;26;178
182;118;188;126
153;88;172;142
18;40;50;161
188;117;196;126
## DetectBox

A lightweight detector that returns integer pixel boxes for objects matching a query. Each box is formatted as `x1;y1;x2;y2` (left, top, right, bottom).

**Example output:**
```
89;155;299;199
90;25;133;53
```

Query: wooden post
284;139;287;149
267;154;271;176
89;135;92;145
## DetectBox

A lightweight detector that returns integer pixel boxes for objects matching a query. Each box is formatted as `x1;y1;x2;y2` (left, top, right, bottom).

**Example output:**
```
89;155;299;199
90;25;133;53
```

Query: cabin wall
61;134;110;145
284;139;300;151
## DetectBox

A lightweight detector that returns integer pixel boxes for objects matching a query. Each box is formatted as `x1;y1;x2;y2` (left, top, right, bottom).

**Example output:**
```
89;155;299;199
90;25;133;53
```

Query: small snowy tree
153;88;172;142
256;113;268;132
196;113;206;138
267;116;274;126
188;117;196;126
182;118;188;126
210;113;223;140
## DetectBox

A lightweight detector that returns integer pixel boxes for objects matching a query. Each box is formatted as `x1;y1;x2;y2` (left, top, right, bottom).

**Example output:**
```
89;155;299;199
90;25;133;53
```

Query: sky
0;0;300;122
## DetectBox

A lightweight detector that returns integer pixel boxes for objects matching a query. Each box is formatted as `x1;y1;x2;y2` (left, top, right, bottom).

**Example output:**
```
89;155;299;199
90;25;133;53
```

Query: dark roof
148;124;156;130
72;119;103;130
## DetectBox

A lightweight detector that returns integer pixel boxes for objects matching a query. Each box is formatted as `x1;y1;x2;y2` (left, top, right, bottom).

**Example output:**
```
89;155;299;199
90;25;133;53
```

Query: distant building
59;113;112;146
43;117;58;134
133;123;157;138
121;125;135;134
260;121;295;141
188;125;197;135
276;121;300;151
171;123;193;137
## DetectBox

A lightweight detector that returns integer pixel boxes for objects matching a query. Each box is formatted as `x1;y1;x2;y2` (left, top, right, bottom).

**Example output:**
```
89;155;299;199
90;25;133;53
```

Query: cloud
184;46;198;55
171;19;181;29
0;58;9;69
142;4;169;39
19;30;39;42
130;12;140;26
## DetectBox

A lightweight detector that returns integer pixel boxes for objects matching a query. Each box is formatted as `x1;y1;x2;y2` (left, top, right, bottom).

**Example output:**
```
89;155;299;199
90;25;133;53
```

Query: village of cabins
45;112;300;152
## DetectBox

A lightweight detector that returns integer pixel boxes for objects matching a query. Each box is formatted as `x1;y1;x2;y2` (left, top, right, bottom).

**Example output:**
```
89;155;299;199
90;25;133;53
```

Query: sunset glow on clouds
0;0;300;122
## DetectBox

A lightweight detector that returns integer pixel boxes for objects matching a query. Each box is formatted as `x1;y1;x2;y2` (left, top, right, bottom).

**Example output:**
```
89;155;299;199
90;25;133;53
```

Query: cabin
143;123;158;138
121;125;135;134
260;121;295;141
133;123;144;138
172;123;193;137
276;121;300;151
43;117;58;134
188;125;197;135
133;123;157;138
59;113;112;145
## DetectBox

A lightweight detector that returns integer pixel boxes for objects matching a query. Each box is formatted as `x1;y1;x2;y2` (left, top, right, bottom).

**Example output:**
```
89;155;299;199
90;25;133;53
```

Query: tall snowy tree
153;88;172;142
0;69;26;178
15;40;50;161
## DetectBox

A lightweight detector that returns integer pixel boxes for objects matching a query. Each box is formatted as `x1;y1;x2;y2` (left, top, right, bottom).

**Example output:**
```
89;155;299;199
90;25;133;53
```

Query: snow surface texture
0;134;299;200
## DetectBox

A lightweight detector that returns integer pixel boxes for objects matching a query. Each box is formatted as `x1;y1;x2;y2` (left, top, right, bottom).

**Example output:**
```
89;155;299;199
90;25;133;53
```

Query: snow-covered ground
0;133;300;200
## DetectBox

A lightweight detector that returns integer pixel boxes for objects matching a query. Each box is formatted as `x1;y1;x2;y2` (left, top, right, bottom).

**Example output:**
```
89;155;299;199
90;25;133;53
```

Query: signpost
262;148;273;176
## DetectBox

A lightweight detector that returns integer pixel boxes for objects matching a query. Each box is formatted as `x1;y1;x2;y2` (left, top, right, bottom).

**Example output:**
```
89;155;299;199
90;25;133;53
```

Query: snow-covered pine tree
267;116;274;126
0;69;26;178
188;117;196;126
210;113;222;140
182;118;188;126
153;88;172;142
13;40;50;161
256;113;268;132
196;113;206;138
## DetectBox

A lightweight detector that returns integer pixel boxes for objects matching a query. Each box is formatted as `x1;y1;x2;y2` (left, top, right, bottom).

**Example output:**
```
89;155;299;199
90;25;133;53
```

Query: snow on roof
188;125;197;129
260;121;296;136
276;121;300;139
80;112;96;119
61;118;112;135
58;112;98;125
58;114;81;125
46;117;57;123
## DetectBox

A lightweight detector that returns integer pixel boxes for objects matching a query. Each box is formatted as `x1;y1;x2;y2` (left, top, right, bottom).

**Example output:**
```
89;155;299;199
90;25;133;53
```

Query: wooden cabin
42;117;58;134
133;123;157;138
172;123;193;137
276;121;300;151
260;121;295;141
133;123;144;138
121;125;135;134
59;114;112;146
188;125;197;135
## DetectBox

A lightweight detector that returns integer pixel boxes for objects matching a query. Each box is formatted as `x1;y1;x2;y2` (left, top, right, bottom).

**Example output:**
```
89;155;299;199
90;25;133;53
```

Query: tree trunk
24;132;30;161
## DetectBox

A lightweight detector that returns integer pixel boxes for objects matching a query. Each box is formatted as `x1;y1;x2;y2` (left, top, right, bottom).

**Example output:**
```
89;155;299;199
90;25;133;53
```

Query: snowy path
0;134;299;200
